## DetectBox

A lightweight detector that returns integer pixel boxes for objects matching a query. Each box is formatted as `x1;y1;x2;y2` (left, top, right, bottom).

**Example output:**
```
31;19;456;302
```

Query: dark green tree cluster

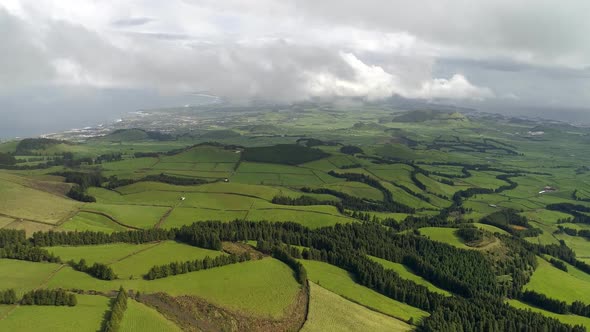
520;290;590;319
455;225;485;243
257;241;307;285
21;289;76;306
339;163;362;169
549;203;590;224
15;138;66;154
103;287;128;332
105;173;208;190
67;186;97;202
0;289;17;304
549;257;568;272
145;253;251;280
521;290;569;314
0;231;60;263
242;144;329;165
31;229;174;247
272;195;333;207
327;171;415;213
480;209;542;237
301;187;387;212
17;220;587;331
0;152;16;166
70;259;116;280
340;145;363;155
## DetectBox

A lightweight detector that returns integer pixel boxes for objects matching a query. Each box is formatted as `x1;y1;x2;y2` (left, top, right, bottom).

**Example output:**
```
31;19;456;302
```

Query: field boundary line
107;241;163;265
0;212;57;226
78;209;141;230
0;264;66;321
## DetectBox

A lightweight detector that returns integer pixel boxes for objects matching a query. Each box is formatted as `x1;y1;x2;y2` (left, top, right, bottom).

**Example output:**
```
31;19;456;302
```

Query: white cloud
306;53;492;100
2;0;588;106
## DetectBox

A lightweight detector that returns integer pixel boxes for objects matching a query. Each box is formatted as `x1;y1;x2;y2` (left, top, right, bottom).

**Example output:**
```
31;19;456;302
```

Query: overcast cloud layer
0;0;589;135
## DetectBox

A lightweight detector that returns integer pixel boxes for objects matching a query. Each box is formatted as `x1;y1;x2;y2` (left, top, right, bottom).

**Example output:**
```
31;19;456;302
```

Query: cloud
111;17;154;27
0;0;588;109
306;53;492;100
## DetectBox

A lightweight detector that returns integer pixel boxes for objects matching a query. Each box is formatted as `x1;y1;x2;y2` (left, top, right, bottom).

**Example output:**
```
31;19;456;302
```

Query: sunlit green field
46;258;301;319
0;294;109;332
301;282;413;332
119;299;182;332
46;241;225;279
524;257;590;303
368;256;451;296
300;260;428;322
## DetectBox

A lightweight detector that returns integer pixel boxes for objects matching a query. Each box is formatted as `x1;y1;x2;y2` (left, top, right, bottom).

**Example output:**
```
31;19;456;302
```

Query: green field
300;260;428;322
0;173;79;224
46;258;301;318
46;241;225;279
368;256;451;296
119;299;182;332
508;299;590;329
60;211;128;233
0;294;109;332
301;282;413;332
0;259;62;296
524;257;590;303
81;203;169;229
418;227;470;249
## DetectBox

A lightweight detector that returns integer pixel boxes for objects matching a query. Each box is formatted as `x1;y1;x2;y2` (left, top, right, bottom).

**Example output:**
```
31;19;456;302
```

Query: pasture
301;282;412;332
119;299;182;332
0;294;109;332
368;256;451;296
59;211;128;233
46;258;301;319
418;227;470;249
0;259;62;296
508;300;590;329
300;260;428;322
46;241;225;279
524;257;590;303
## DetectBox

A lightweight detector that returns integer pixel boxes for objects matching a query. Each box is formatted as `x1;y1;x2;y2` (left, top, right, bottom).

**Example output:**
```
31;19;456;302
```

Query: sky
1;0;589;136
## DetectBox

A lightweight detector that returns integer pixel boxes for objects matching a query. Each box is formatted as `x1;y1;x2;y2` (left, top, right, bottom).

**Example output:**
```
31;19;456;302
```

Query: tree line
70;259;117;280
327;171;415;213
21;289;77;306
7;220;587;331
521;290;590;319
0;289;17;304
145;253;251;280
103;287;128;332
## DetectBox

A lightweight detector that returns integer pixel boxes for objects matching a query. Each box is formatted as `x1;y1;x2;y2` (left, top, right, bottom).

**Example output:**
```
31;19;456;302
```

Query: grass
322;181;384;201
162;146;240;163
301;282;413;332
110;241;225;279
507;299;590;329
0;259;62;297
60;211;128;233
119;299;182;332
46;258;301;319
46;241;225;279
473;223;510;235
0;294;109;332
163;207;247;228
82;203;169;229
524;257;590;303
246;206;353;229
0;174;79;224
419;227;470;249
368;256;451;296
300;260;428;322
